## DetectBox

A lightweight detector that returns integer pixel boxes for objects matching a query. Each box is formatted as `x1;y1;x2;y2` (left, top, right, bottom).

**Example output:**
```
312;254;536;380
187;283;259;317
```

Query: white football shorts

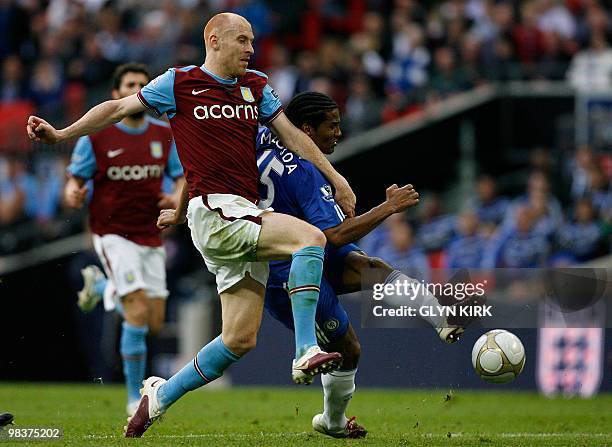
92;233;168;311
187;194;270;293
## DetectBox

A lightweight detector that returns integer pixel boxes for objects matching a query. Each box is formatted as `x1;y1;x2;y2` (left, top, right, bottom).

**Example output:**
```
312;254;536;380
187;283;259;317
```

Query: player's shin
156;335;240;410
321;368;357;430
120;322;149;405
382;270;446;328
288;246;325;358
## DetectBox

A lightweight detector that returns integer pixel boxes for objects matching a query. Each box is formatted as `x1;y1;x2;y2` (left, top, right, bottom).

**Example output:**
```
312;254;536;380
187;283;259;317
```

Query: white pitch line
84;432;308;440
83;432;611;440
421;433;611;438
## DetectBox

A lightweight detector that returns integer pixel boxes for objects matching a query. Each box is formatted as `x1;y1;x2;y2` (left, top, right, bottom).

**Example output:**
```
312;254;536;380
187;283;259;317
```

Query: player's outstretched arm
324;184;419;247
268;112;356;217
26;94;146;144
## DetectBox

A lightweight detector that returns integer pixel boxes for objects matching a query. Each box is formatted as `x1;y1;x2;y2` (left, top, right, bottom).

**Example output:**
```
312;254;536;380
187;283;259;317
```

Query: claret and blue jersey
256;126;358;343
138;65;283;204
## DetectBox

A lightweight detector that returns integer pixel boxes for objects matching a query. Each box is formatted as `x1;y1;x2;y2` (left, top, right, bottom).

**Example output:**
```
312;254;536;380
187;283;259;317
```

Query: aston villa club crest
150;141;163;158
240;86;255;103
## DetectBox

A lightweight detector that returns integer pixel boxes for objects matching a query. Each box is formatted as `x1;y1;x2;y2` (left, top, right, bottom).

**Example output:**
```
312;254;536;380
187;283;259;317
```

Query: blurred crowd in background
0;0;610;268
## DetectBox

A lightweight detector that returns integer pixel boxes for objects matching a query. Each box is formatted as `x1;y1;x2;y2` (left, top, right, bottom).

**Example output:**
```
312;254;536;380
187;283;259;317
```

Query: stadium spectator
587;165;612;221
415;193;457;253
428;46;475;99
1;55;29;103
445;209;487;269
567;31;612;91
374;215;430;279
386;21;429;93
0;155;34;226
570;145;597;199
343;75;382;135
29;59;65;117
503;171;562;235
557;198;605;263
484;205;550;268
267;44;298;104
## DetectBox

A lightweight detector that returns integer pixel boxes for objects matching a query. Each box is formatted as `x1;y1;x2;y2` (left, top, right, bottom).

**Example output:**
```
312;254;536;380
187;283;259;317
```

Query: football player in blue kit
256;92;477;438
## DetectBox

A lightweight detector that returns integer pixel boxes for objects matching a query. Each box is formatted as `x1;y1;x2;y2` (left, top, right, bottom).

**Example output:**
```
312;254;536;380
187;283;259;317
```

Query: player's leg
147;298;166;336
94;234;151;410
342;251;479;342
152;274;263;409
120;289;150;411
309;280;366;438
141;246;170;337
257;212;332;362
125;272;265;438
313;324;365;438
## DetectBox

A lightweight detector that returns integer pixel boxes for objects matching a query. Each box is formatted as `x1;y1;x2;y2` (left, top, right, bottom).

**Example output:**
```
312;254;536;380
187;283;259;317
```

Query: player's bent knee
300;226;326;250
122;291;149;326
223;332;257;356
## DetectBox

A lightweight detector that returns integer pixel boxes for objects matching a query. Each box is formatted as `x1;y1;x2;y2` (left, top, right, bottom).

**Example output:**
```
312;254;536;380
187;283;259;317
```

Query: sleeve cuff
261;105;284;125
137;91;162;117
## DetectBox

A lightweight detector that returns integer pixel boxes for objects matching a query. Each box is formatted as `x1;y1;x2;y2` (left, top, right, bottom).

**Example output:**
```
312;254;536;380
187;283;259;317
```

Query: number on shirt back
258;153;284;208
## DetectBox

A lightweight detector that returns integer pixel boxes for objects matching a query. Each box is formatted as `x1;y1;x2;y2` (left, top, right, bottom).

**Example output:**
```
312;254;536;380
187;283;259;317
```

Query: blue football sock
157;335;240;410
94;277;107;298
120;322;148;404
288;246;324;359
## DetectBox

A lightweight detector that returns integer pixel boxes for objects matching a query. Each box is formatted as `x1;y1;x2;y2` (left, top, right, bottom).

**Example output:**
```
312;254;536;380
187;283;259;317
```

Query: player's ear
301;123;312;136
209;34;220;50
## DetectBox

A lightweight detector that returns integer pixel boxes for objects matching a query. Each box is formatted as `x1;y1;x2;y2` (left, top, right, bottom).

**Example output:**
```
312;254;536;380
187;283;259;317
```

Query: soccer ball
471;329;525;383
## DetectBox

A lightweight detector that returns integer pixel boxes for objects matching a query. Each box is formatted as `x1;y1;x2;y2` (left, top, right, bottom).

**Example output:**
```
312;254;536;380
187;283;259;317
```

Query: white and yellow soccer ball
471;329;525;383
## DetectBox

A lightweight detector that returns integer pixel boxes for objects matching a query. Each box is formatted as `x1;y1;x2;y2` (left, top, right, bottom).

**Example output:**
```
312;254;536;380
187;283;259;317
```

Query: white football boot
291;346;342;385
312;414;367;438
77;265;105;313
124;376;166;437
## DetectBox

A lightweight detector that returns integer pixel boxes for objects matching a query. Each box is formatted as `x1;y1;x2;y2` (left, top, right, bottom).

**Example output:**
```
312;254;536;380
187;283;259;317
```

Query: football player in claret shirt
27;12;357;438
64;63;185;416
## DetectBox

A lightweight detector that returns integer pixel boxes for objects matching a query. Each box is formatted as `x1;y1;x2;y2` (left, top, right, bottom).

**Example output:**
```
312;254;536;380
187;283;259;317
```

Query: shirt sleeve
67;136;97;179
165;140;184;178
295;163;344;232
258;84;283;124
137;68;177;118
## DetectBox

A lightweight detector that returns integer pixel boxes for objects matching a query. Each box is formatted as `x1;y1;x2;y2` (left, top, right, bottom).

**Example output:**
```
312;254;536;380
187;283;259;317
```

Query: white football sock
383;270;445;327
321;368;356;430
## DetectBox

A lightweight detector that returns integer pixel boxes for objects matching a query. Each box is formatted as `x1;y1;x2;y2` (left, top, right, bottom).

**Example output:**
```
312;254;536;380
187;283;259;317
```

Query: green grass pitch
0;384;610;446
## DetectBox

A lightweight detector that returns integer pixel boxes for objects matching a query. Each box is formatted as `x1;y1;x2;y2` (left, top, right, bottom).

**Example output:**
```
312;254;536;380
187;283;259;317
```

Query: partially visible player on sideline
257;92;480;438
63;63;185;415
27;13;356;438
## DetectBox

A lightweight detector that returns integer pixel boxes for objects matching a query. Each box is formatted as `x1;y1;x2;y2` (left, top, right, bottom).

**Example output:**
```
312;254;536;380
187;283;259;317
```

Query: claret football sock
288;246;325;359
157;335;240;410
383;270;445;328
321;368;357;430
120;322;149;404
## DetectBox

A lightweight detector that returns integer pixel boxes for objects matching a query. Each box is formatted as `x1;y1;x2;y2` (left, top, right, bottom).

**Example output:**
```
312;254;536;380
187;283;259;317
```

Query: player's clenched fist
157;209;186;229
26;116;64;144
385;183;419;213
